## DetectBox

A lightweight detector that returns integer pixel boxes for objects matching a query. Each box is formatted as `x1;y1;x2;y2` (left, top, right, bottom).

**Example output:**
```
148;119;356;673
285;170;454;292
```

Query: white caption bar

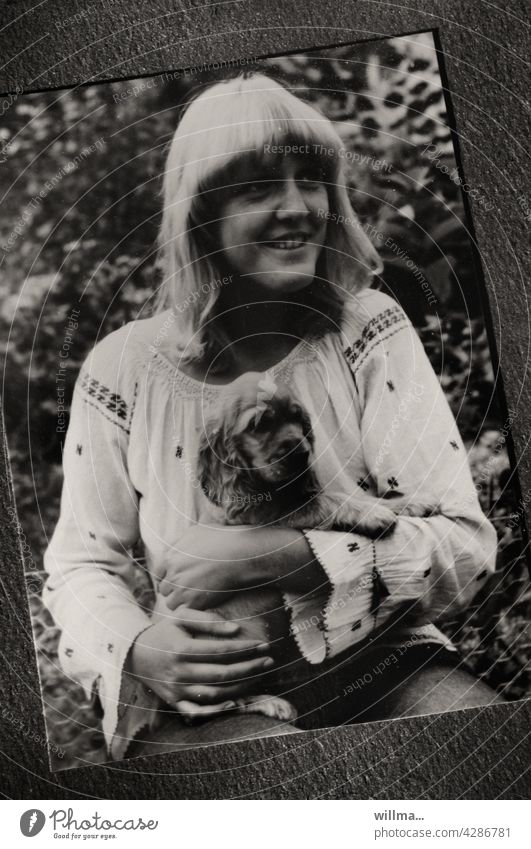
4;799;528;848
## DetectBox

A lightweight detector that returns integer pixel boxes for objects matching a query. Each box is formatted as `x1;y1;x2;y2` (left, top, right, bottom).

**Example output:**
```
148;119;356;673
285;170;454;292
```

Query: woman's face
216;153;329;295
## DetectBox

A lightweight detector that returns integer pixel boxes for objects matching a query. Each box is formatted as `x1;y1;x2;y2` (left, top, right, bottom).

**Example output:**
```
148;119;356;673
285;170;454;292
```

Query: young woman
43;73;502;763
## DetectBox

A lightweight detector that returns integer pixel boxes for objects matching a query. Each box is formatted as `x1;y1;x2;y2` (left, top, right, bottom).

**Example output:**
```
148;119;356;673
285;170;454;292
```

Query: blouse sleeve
42;324;158;761
285;291;498;664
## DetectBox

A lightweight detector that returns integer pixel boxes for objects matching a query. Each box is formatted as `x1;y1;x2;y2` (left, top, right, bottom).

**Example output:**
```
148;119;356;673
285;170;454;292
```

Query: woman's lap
360;654;504;723
293;642;504;728
127;711;297;758
125;643;504;760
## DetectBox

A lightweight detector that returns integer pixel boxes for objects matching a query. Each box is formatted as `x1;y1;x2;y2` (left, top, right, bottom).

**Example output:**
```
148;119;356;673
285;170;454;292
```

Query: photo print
1;30;529;771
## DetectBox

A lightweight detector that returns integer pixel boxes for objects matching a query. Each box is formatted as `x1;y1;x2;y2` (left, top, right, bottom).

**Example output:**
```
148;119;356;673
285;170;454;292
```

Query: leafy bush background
1;32;528;769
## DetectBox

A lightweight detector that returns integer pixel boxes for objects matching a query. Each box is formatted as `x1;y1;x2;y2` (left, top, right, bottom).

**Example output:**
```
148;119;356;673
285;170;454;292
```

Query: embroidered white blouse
43;288;497;760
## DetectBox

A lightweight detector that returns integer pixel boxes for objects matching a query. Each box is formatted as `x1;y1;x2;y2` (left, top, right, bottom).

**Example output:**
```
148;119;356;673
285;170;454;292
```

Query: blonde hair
155;72;383;366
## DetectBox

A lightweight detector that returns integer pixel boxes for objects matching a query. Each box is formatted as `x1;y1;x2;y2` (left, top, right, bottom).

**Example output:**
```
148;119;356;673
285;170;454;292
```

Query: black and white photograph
1;30;529;772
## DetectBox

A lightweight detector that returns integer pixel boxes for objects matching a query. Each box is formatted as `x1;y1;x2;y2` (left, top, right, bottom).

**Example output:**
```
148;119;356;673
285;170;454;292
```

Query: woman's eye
296;169;323;187
235;172;323;198
248;182;268;193
239;180;272;197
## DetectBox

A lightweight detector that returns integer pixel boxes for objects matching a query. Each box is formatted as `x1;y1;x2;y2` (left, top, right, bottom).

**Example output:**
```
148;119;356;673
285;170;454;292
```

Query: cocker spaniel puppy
172;371;436;725
198;371;432;534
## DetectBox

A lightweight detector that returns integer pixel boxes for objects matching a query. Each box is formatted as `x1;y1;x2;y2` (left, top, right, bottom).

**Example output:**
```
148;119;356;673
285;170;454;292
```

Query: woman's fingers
183;619;239;637
181;638;270;662
159;584;182;608
181;655;274;685
175;607;240;636
175;700;237;720
150;684;182;706
158;578;178;597
179;681;259;703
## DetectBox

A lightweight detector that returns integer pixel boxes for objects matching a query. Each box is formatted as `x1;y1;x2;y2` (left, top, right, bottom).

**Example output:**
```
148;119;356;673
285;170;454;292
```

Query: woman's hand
128;607;274;714
156;523;329;611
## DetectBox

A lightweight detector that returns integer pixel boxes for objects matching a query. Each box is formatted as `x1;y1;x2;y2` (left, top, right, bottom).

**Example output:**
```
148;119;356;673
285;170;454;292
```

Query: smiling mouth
263;233;310;250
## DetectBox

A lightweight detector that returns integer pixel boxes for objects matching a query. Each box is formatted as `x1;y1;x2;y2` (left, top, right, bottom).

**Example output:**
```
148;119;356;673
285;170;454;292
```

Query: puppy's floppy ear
198;402;257;511
223;440;260;521
198;403;267;519
219;397;263;518
198;421;229;507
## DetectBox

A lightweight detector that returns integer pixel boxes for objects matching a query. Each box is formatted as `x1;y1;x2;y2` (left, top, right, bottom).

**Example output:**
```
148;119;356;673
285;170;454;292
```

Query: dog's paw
353;506;398;538
235;695;298;722
394;500;440;518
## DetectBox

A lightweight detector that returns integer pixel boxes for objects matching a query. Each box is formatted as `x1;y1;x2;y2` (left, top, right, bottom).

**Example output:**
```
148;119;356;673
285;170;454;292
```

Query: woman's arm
156;523;326;609
43;327;157;760
157;524;329;663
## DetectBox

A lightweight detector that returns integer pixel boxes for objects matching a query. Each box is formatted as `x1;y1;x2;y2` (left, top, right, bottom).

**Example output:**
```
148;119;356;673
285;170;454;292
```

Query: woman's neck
216;279;310;351
179;276;326;380
223;301;301;342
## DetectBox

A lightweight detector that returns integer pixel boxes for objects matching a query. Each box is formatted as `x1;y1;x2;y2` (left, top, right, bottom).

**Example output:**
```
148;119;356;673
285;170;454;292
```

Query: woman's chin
248;273;315;296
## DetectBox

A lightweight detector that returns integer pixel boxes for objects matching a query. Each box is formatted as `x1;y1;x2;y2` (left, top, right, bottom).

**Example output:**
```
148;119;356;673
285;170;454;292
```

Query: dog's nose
278;438;306;456
283;445;310;469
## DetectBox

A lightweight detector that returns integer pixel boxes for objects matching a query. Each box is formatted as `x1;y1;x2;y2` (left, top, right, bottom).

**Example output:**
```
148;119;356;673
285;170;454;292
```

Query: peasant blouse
43;288;497;760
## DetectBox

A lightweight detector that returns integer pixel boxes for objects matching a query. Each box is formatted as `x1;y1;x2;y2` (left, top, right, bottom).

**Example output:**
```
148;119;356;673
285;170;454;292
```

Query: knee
443;667;505;709
397;663;505;717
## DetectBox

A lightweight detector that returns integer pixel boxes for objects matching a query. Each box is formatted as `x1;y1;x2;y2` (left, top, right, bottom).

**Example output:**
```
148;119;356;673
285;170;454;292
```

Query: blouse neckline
150;335;321;399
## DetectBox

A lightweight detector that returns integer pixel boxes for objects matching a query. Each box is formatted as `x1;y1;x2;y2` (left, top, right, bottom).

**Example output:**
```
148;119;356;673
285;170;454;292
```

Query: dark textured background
1;0;530;799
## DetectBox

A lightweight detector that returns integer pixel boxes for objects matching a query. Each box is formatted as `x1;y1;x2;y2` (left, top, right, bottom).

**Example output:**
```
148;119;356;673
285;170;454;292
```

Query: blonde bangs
189;78;344;189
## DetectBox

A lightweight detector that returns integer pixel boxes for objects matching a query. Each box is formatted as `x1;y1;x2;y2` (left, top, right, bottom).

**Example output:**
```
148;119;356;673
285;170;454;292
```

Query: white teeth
266;235;308;249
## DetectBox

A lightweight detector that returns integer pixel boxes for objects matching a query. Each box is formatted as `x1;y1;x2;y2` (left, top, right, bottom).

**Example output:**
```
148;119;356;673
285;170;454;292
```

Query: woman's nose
274;179;309;218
